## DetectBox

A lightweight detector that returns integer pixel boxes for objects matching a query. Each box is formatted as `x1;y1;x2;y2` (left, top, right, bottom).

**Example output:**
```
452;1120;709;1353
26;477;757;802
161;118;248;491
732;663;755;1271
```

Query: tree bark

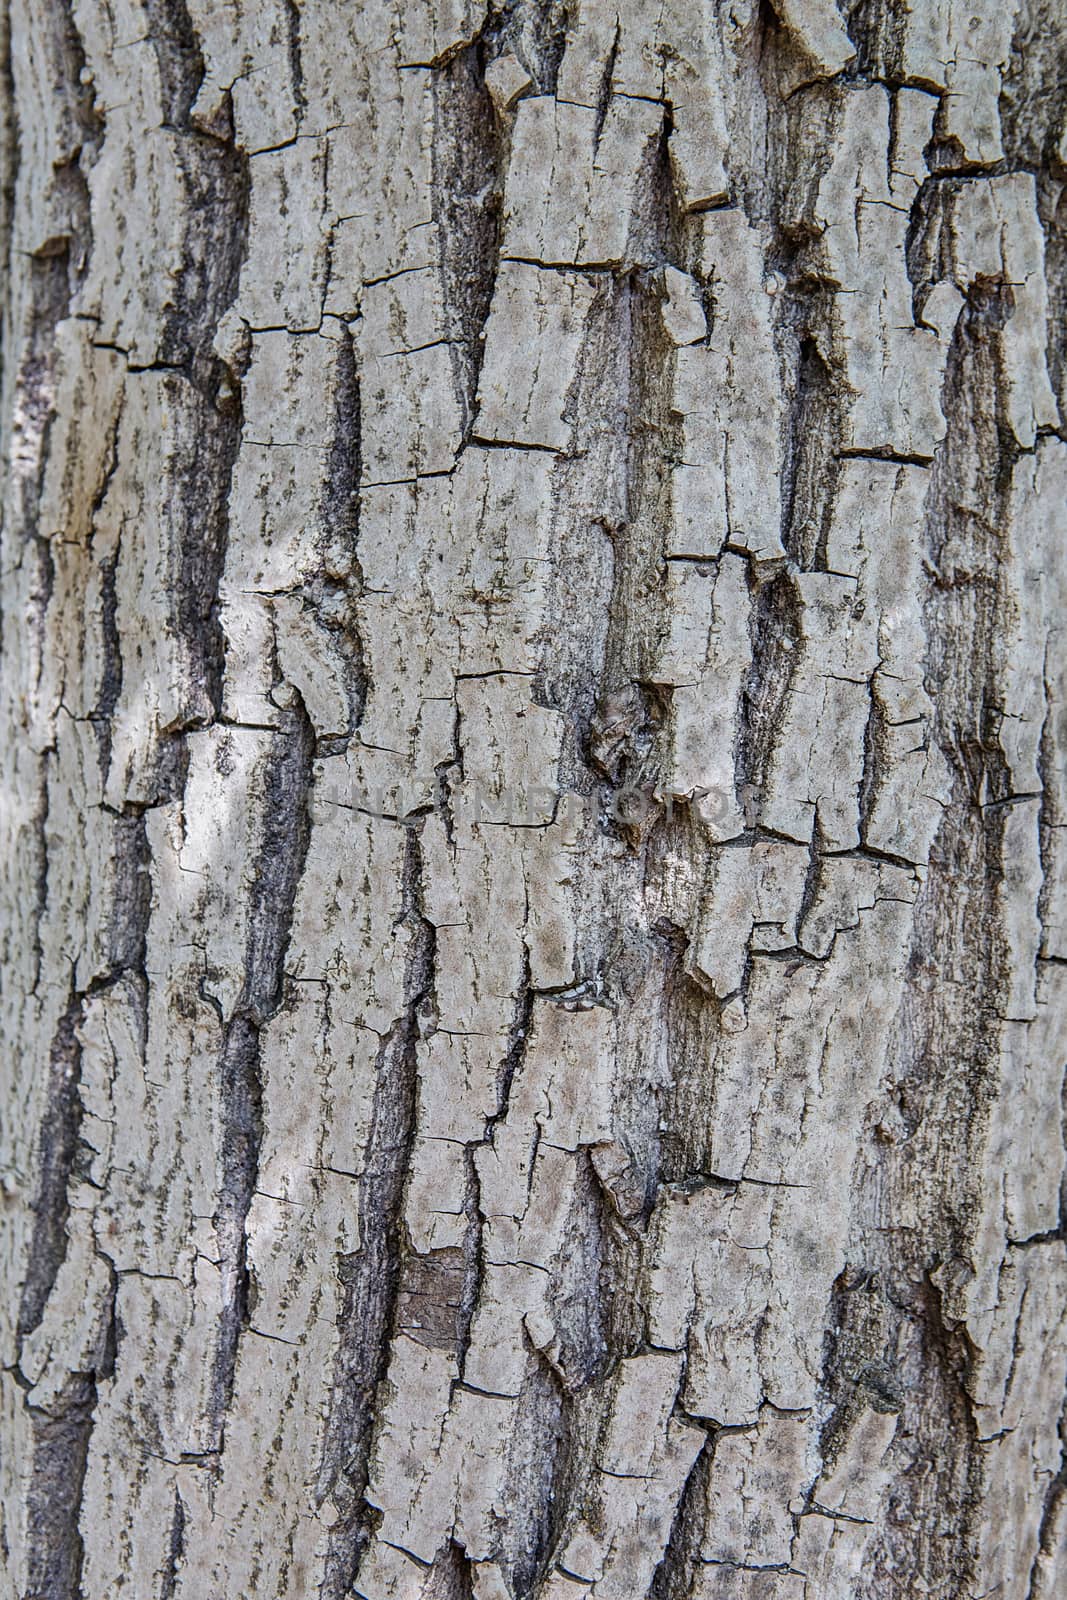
2;2;1066;1597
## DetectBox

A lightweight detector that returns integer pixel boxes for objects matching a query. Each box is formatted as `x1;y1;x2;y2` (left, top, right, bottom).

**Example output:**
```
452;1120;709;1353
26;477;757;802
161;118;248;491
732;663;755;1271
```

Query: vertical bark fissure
308;325;365;750
211;695;315;1438
19;1367;103;1600
320;824;436;1599
432;40;505;444
847;268;1020;1600
16;1002;83;1342
159;1485;187;1600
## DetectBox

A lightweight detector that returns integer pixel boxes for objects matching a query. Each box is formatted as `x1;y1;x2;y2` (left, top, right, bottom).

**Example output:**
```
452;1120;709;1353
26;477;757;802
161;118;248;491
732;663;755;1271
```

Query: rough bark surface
1;2;1066;1598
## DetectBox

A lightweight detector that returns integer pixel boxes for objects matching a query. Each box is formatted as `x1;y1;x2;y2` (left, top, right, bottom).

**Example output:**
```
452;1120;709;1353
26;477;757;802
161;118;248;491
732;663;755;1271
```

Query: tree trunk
2;1;1066;1597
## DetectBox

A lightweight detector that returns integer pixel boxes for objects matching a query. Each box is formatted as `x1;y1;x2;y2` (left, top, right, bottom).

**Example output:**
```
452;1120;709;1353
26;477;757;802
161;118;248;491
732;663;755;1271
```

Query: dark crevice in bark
649;1434;713;1600
211;1014;265;1431
159;1484;187;1600
305;325;366;745
1000;1;1067;433
166;367;245;736
0;1;16;320
16;1002;83;1341
852;1270;984;1596
1026;1410;1067;1600
283;0;307;122
143;0;205;128
19;792;151;1349
321;825;436;1600
560;287;640;764
537;84;670;843
735;568;802;817
494;946;534;1132
655;909;722;1184
432;43;505;443
504;1355;570;1597
166;153;249;363
850;240;1018;1600
108;812;153;978
243;698;315;1022
396;1244;467;1355
842;0;911;84
586;284;677;822
16;1255;117;1600
512;0;570;96
21;1373;98;1600
1000;0;1067;176
780;332;842;570
148;0;250;373
816;1265;900;1479
545;1154;612;1391
155;315;248;791
857;677;890;843
424;1539;474;1600
5;38;94;846
1037;177;1067;432
89;5;250;807
88;405;125;733
926;292;1015;806
0;0;97;694
593;20;621;147
28;744;53;995
756;0;814;88
211;696;314;1438
454;1146;482;1377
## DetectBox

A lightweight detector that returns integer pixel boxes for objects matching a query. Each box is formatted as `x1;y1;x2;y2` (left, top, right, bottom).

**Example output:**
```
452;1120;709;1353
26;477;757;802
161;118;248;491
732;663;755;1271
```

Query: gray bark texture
1;1;1066;1597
